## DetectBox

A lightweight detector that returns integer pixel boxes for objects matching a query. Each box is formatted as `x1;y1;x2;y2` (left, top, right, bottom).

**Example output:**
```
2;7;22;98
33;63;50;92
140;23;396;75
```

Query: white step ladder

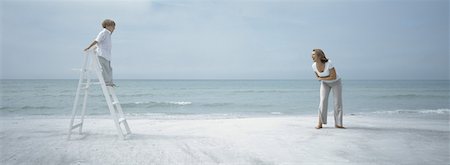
68;49;131;140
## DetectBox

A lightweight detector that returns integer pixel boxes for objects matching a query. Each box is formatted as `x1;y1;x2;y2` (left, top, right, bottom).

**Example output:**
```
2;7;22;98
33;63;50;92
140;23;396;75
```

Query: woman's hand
317;68;337;81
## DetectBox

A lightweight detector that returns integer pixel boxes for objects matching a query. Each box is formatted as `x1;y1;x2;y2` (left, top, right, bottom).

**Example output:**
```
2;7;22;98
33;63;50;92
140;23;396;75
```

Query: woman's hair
313;49;329;63
102;19;116;28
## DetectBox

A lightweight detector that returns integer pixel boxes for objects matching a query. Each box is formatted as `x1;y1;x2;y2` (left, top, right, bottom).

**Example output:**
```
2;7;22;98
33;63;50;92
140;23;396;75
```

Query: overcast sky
1;0;448;80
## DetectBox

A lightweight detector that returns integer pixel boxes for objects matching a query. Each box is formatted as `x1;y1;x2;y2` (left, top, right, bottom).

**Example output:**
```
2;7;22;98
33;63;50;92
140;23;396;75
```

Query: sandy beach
1;114;449;165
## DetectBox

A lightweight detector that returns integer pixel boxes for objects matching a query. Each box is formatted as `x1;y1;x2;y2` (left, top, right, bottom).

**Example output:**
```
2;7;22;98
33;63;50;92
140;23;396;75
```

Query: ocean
1;79;449;117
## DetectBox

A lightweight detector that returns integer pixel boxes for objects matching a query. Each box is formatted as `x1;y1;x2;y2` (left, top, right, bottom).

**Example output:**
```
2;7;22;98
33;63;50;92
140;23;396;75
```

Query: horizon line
1;78;449;81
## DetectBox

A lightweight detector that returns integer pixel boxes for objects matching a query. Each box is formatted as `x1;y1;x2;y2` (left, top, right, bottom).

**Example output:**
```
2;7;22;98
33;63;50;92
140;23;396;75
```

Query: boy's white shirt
95;28;112;61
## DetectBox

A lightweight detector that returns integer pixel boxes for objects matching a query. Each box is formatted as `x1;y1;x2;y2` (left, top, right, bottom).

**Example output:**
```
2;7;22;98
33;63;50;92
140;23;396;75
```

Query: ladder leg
107;88;125;139
68;53;90;140
79;80;90;134
95;60;126;140
68;82;82;140
109;87;131;134
106;91;125;139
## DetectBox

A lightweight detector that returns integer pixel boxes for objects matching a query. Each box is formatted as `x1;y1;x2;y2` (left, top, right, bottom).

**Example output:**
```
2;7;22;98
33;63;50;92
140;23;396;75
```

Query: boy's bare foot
106;83;117;87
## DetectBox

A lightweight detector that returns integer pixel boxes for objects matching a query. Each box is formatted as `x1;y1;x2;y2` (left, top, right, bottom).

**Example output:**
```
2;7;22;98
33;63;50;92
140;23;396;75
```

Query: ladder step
112;101;119;105
81;82;102;85
118;118;126;124
83;68;98;72
70;123;83;130
73;68;97;72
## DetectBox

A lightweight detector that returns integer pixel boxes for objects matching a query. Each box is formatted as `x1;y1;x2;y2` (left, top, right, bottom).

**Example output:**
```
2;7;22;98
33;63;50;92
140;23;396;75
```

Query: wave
122;101;192;108
372;109;450;115
120;93;153;97
0;106;56;110
21;106;55;110
270;112;283;115
232;90;298;94
41;94;74;97
201;103;234;107
378;94;449;99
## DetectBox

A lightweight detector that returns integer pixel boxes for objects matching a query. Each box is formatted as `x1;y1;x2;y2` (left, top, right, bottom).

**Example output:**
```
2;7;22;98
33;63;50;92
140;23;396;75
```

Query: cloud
1;0;448;80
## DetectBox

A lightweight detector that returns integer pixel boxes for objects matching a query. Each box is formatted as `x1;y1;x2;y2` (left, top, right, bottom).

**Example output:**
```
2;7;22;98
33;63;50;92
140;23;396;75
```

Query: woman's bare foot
335;125;345;129
316;115;323;129
315;123;323;129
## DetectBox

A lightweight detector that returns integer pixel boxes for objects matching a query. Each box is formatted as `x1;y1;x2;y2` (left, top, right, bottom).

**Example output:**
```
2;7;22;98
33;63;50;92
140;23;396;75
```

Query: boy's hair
102;19;116;28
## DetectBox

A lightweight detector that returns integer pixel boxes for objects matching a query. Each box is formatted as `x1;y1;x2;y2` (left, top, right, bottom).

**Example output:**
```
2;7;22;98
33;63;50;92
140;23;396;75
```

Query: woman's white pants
318;79;343;126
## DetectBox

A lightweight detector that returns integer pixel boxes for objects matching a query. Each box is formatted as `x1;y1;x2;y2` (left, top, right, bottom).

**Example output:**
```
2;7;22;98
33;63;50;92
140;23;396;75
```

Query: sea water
1;79;449;117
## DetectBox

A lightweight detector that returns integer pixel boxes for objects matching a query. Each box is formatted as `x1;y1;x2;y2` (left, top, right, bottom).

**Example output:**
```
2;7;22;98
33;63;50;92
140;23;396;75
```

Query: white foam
168;101;192;105
372;109;450;115
270;112;283;115
131;101;192;106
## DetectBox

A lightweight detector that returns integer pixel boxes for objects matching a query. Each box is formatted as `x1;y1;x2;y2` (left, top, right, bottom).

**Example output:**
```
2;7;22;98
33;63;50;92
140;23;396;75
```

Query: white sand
1;114;449;165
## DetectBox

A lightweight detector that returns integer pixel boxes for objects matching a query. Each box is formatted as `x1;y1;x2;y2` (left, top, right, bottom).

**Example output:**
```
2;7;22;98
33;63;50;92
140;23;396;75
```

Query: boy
84;19;116;87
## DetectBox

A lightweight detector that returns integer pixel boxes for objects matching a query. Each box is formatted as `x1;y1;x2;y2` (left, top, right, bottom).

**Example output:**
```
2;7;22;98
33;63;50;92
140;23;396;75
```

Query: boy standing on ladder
69;18;130;140
84;19;116;87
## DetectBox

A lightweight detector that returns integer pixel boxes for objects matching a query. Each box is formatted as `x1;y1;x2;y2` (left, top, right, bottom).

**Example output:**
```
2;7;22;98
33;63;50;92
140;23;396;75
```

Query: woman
311;49;344;129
